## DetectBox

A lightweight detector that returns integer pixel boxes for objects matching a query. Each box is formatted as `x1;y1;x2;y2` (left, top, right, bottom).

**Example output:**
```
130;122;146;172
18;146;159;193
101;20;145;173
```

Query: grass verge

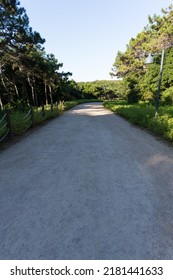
103;100;173;142
0;99;101;146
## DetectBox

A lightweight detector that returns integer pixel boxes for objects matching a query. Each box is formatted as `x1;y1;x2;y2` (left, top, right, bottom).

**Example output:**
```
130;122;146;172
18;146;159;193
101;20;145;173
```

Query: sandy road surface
0;102;173;259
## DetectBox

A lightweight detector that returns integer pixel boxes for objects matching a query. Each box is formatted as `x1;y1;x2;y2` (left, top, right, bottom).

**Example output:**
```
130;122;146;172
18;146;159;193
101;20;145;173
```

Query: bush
161;87;173;105
57;101;66;112
11;99;29;111
103;100;173;141
142;91;154;102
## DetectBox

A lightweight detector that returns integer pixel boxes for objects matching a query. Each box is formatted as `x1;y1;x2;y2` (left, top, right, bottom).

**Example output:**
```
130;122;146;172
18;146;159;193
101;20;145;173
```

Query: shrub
103;100;173;141
57;101;66;112
161;87;173;105
142;91;154;102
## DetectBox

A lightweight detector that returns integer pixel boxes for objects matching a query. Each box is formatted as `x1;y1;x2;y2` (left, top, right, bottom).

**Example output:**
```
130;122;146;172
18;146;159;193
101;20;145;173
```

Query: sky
20;0;172;82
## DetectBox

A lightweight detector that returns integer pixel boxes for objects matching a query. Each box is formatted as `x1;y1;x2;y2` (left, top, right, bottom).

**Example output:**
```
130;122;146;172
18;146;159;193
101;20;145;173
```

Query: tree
0;0;74;107
110;4;173;103
0;0;46;106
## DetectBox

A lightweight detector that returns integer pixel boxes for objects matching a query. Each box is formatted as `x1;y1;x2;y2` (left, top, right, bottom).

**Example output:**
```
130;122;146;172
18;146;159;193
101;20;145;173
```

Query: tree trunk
0;95;3;110
44;82;48;105
34;81;38;108
14;84;20;100
27;75;35;106
27;76;38;107
0;74;11;104
49;85;53;105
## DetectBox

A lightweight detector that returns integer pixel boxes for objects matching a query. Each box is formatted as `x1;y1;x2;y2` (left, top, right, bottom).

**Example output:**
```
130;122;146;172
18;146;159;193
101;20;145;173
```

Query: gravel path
0;102;173;259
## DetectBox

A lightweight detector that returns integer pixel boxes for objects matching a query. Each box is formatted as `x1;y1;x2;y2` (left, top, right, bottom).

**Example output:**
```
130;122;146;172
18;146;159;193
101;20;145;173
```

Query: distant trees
77;80;126;100
110;4;173;104
0;0;75;109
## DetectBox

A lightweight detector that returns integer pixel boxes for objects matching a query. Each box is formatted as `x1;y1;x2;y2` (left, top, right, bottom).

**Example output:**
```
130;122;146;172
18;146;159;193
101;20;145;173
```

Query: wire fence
0;107;33;143
0;101;79;145
11;109;32;134
0;112;9;143
0;102;64;144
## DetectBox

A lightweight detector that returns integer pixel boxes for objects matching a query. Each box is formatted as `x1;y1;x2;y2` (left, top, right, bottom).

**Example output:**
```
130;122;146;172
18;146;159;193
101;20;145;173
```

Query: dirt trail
0;102;173;259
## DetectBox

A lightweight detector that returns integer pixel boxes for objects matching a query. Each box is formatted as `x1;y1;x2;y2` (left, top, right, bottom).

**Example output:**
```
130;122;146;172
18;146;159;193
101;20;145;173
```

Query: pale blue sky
20;0;172;82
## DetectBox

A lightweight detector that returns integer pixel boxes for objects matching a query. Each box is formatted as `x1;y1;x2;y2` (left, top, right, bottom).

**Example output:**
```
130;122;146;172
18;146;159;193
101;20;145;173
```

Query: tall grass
103;100;173;141
0;99;100;141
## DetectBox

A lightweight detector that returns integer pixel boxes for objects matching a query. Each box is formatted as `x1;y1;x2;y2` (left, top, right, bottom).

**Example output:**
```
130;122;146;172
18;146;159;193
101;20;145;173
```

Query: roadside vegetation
110;5;173;105
0;1;102;144
1;1;173;145
102;4;173;143
103;100;173;141
0;99;100;144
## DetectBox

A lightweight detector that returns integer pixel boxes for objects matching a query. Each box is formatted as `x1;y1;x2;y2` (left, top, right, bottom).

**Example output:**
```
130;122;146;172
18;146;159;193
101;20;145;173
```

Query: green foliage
103;101;173;141
110;4;173;103
11;110;32;134
0;99;99;141
11;99;29;111
78;80;126;100
57;101;66;112
161;87;173;105
0;114;7;138
162;48;173;89
0;0;75;108
124;77;141;103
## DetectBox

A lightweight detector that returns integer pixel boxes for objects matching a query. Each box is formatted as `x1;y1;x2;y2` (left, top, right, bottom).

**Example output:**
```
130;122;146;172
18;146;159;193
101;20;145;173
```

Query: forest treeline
0;0;84;109
1;1;173;110
110;4;173;104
